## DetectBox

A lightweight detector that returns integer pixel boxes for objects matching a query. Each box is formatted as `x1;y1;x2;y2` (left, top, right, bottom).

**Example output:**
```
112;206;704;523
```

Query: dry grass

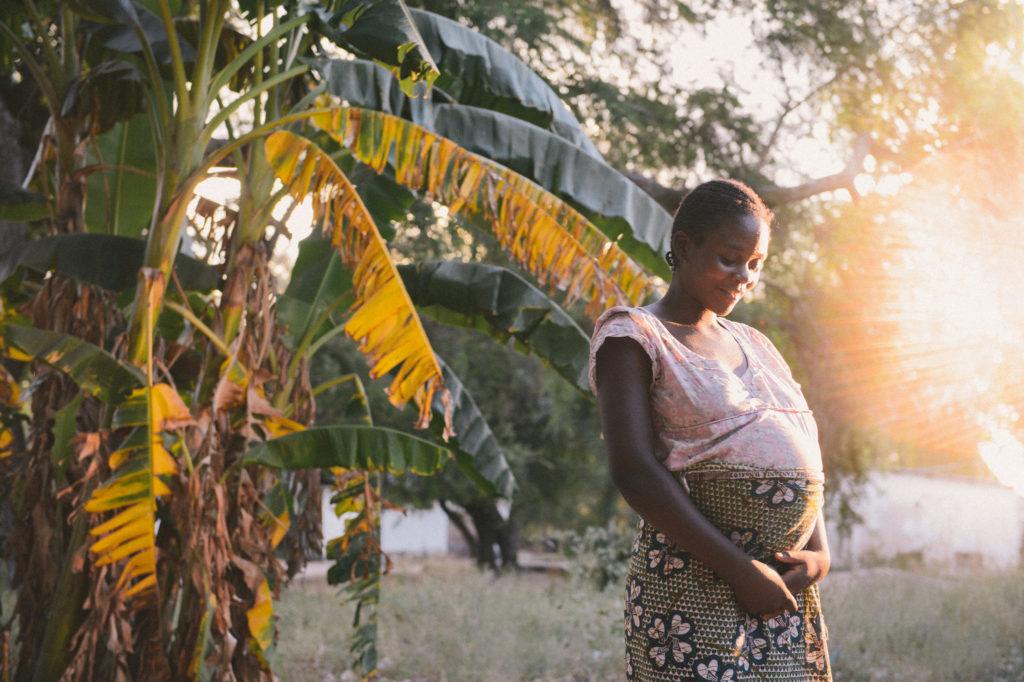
274;557;621;681
821;568;1024;681
275;558;1024;681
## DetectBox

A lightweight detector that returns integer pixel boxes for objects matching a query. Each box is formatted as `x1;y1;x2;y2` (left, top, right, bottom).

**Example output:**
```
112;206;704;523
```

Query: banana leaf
1;324;142;403
241;424;449;475
311;0;438;93
316;58;429;122
408;8;600;157
0;179;47;222
283;242;513;496
85;113;158;237
432;358;515;498
61;59;147;135
312;106;653;311
85;384;188;600
430;104;671;275
266;130;450;429
399;260;590;393
12;233;218;291
277;236;352;348
312;60;669;276
78;0;196;64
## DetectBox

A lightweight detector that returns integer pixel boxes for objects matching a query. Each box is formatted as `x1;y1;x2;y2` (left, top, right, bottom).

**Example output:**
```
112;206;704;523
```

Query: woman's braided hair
671;179;773;245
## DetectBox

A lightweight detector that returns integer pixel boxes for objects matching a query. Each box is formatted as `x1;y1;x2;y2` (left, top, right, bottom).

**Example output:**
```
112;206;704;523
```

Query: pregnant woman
590;180;831;681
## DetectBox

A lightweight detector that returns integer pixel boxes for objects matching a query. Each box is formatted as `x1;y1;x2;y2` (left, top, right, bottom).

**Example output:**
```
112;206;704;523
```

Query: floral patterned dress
589;307;832;681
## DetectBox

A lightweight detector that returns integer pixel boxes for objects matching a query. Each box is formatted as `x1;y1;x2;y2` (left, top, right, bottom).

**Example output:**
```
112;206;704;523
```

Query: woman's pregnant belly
681;469;823;567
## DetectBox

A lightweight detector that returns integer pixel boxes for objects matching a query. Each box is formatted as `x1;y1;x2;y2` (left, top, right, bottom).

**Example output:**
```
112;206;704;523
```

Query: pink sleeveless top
588;306;824;479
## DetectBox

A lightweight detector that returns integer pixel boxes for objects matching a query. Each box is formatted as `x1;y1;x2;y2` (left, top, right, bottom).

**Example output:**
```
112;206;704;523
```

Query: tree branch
626;133;873;212
759;133;871;205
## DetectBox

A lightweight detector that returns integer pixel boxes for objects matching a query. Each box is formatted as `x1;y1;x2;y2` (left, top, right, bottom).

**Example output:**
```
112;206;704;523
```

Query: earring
665;250;678;270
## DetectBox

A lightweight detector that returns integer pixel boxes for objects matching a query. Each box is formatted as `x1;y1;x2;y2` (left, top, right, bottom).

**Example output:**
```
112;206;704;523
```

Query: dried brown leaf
74;432;101;460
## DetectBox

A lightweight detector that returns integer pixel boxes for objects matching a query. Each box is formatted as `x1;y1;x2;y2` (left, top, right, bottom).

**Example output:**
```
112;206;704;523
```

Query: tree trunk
495;509;519;569
463;499;499;569
439;499;478;557
463;498;518;570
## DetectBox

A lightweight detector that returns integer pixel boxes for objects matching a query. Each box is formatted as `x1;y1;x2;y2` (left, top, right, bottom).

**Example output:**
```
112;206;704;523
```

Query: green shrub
557;519;636;591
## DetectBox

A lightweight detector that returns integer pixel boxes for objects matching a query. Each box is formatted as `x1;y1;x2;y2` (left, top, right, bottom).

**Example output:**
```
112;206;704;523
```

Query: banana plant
0;1;665;679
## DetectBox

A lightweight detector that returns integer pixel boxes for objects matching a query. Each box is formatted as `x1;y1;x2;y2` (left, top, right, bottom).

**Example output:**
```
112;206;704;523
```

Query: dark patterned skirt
624;462;831;681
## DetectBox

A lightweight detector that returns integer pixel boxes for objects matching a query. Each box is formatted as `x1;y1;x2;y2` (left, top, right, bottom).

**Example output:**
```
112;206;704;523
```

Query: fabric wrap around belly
624;462;831;680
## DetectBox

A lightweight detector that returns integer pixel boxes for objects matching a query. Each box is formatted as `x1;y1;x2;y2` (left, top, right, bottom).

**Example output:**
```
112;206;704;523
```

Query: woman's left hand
774;549;830;595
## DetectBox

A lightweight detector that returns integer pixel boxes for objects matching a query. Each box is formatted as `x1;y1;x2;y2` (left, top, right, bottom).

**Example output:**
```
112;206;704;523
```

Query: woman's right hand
731;559;799;618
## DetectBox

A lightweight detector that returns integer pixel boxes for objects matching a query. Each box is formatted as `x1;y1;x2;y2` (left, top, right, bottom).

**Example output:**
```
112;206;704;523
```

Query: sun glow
815;152;1024;492
190;175;315;290
977;408;1024;497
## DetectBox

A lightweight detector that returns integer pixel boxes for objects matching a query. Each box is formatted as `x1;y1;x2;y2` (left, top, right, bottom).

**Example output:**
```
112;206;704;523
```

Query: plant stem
311;372;360;399
163;301;232;357
305;323;347;361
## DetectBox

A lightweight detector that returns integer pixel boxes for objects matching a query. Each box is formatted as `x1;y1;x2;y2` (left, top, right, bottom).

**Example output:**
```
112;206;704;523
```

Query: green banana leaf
316;58;425;120
61;59;147;136
85;113;158;237
408;8;599;157
311;0;438;94
432;358;516;498
241;424;449;475
398;260;590;393
12;233;219;291
78;0;196;65
430;104;671;275
277;236;353;349
1;324;142;403
51;395;84;485
0;179;47;222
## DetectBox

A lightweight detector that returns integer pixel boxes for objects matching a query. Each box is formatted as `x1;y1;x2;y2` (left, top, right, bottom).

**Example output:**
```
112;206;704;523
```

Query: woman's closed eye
720;256;763;270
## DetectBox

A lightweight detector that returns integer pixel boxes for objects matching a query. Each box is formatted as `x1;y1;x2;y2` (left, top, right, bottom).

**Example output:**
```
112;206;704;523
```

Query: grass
274;558;622;681
822;569;1024;681
275;559;1024;681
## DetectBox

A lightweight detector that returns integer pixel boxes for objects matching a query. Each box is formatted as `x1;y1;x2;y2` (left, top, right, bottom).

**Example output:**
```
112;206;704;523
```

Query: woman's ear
672;231;692;264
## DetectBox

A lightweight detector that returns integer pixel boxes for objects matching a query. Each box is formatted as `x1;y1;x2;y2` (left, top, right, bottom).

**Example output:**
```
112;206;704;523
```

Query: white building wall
321;492;450;555
827;472;1024;570
380;504;449;555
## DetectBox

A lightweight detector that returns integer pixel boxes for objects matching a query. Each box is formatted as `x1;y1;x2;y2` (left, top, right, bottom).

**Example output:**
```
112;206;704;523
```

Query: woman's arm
776;511;831;594
595;336;798;617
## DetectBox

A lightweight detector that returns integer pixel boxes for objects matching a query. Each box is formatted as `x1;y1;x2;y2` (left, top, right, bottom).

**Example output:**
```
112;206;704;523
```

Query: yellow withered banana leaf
265;130;452;436
310;107;655;315
84;384;191;601
247;579;274;655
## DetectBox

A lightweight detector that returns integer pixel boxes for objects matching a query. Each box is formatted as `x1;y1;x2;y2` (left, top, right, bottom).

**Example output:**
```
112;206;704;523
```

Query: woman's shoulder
588;306;664;394
591;305;661;339
593;304;647;326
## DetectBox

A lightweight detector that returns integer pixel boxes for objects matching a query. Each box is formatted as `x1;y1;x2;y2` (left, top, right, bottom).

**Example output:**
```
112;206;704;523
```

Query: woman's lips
721;288;743;300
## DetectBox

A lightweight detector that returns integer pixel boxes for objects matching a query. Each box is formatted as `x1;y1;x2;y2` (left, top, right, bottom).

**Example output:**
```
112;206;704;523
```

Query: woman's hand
732;559;799;619
775;549;830;595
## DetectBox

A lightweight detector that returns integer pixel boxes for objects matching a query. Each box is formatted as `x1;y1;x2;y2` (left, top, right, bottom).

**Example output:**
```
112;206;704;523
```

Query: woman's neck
646;281;719;331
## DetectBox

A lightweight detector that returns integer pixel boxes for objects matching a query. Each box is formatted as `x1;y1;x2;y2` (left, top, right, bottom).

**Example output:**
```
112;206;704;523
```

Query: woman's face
673;212;770;316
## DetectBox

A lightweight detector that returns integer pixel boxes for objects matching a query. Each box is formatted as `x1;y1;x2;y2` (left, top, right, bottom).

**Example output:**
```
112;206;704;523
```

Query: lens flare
977;409;1024;497
810;150;1024;491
